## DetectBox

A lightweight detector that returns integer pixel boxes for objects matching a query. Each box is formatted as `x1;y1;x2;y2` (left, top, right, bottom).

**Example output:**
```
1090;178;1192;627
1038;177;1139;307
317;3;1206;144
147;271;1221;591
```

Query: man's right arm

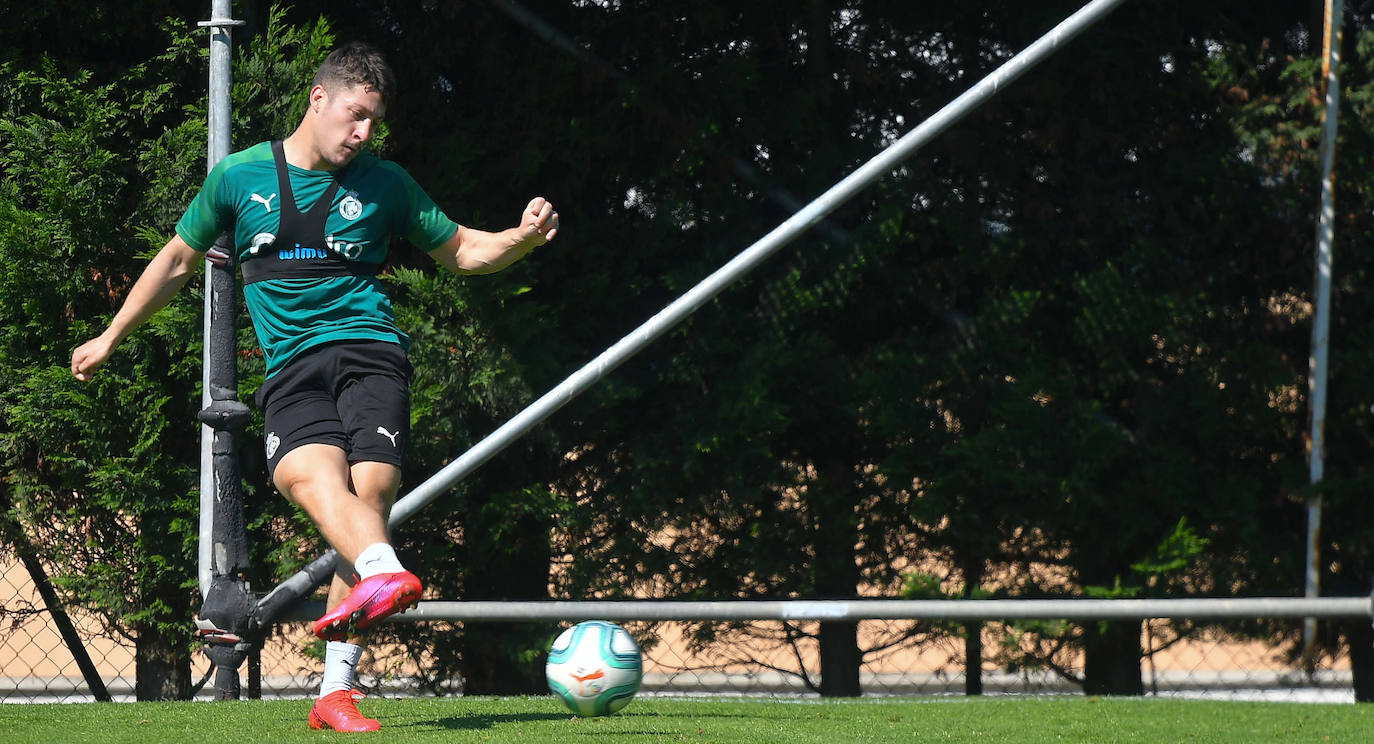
71;234;205;381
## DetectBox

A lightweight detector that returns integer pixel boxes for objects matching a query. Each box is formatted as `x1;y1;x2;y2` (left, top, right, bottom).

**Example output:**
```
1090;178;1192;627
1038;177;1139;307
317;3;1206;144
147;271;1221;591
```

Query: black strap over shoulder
240;141;382;284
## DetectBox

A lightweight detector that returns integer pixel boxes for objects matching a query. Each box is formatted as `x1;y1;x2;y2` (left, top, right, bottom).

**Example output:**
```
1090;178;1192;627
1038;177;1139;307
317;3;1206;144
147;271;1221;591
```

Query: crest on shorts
339;193;364;220
265;432;280;459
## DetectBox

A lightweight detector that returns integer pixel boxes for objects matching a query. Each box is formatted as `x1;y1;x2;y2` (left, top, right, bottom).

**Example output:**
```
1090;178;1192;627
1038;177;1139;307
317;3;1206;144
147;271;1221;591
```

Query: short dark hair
312;42;396;109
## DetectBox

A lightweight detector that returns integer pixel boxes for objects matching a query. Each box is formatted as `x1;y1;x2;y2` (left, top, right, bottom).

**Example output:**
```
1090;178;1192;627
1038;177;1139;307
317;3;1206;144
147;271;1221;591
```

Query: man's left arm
428;197;559;275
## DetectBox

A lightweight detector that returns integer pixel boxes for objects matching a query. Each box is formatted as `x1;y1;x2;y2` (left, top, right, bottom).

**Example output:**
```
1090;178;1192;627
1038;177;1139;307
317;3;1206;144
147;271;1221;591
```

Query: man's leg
273;443;389;564
311;568;382;733
294;456;415;732
345;460;406;578
273;445;419;640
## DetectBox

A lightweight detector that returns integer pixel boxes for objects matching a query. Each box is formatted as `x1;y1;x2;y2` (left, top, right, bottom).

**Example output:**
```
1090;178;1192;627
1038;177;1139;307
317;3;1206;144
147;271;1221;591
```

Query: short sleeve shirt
175;141;458;377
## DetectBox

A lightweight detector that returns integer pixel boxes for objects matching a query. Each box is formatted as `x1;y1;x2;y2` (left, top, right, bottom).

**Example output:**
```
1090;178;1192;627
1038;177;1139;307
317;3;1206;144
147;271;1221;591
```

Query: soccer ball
545;620;643;716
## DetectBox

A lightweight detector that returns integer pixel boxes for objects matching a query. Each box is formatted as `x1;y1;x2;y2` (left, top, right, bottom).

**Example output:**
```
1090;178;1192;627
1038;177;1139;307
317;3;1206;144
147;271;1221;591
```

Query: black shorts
254;340;413;479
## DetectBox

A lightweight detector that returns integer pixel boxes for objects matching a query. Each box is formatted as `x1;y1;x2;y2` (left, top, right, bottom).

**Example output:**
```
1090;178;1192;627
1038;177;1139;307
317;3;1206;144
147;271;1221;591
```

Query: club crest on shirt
339;193;364;220
249;232;276;255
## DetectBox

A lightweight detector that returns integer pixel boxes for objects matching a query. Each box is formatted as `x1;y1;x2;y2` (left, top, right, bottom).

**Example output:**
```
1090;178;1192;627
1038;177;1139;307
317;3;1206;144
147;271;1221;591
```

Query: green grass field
2;695;1369;743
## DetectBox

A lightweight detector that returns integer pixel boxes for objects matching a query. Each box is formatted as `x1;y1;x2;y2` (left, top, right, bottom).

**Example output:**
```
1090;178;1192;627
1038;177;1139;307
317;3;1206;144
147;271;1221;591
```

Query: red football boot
308;689;380;732
313;571;422;641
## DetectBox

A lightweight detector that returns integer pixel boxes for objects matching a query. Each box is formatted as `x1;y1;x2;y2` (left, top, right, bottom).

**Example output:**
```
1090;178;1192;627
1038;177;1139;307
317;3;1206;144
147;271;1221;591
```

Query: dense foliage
3;0;1372;698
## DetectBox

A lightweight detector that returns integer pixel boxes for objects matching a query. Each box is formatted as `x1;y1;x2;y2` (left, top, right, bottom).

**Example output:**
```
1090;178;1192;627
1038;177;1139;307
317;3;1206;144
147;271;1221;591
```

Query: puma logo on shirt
377;426;399;447
250;192;277;212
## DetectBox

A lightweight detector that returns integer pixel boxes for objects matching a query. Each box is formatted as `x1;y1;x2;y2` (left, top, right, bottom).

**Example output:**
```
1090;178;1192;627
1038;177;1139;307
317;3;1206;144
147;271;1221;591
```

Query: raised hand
520;196;559;245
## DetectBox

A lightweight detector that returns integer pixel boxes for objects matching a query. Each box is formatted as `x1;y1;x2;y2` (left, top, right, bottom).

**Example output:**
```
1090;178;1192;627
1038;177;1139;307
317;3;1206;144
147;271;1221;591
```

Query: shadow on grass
424;712;567;730
422;710;751;732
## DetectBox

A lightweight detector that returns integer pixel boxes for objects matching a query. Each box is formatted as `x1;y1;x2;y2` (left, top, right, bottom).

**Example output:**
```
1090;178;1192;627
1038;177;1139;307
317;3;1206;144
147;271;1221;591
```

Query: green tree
0;25;209;699
0;5;337;700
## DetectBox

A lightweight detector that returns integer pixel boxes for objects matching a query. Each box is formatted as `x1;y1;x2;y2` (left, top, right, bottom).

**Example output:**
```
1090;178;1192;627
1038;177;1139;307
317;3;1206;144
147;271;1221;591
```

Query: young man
70;42;558;731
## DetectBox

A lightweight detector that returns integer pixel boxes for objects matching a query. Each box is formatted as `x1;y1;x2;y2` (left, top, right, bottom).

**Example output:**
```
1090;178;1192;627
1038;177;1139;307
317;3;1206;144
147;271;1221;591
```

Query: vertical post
196;0;230;596
194;0;254;700
199;0;239;600
1305;0;1343;665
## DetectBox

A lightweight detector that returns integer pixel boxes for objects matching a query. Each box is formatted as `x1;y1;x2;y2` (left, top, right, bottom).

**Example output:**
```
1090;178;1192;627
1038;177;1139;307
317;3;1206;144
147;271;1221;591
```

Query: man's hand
71;333;116;382
519;197;559;246
429;197;560;275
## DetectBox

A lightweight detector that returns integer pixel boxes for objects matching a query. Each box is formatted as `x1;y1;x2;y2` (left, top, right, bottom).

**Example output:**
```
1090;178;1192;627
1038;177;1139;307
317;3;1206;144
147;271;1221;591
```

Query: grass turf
1;695;1369;743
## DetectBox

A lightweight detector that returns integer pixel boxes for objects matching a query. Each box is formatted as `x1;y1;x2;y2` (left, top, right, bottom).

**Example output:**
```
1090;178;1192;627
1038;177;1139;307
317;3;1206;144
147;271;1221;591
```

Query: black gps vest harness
239;140;382;284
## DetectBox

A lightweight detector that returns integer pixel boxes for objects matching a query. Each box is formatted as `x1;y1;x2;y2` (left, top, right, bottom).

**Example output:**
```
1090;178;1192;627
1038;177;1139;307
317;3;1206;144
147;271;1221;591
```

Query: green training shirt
175;141;458;377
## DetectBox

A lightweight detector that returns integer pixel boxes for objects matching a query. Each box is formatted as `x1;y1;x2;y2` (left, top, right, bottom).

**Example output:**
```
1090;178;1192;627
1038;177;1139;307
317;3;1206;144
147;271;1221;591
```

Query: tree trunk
964;624;983;696
135;626;190;701
1344;620;1374;703
813;460;861;697
818;620;862;697
458;505;553;694
962;557;985;696
1081;620;1144;696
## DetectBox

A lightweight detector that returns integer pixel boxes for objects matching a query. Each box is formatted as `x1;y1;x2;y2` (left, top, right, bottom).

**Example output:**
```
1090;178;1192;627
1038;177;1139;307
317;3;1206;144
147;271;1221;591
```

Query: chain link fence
0;557;1360;703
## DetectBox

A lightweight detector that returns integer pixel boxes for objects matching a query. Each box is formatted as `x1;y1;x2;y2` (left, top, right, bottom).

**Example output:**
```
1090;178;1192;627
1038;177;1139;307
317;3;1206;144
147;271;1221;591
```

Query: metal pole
256;0;1131;623
1305;0;1343;664
199;0;240;599
388;0;1132;529
194;0;253;700
269;596;1374;624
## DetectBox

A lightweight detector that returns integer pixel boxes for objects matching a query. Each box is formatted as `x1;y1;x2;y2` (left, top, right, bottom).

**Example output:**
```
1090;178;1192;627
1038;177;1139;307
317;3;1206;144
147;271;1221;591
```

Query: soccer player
70;42;558;731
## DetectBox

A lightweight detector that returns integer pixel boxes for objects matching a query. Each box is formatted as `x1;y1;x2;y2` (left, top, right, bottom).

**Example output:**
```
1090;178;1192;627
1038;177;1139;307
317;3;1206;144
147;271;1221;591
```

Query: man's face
311;83;385;170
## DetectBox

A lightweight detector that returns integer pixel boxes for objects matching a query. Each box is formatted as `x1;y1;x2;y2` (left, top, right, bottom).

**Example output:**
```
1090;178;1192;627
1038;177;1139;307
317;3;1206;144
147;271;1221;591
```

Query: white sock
320;641;363;697
354;542;405;579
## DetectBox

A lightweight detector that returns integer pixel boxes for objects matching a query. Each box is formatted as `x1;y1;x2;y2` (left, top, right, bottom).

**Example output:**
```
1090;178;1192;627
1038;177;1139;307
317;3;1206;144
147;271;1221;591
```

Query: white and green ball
545;620;643;716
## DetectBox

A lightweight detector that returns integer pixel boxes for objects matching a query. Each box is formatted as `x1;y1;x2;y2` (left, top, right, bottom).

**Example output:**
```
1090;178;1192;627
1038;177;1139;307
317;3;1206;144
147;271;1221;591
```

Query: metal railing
3;558;1367;704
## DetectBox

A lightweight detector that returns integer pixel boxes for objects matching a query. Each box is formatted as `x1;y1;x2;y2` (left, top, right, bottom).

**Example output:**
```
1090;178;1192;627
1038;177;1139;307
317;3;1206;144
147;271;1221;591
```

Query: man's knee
274;443;350;501
350;461;402;507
